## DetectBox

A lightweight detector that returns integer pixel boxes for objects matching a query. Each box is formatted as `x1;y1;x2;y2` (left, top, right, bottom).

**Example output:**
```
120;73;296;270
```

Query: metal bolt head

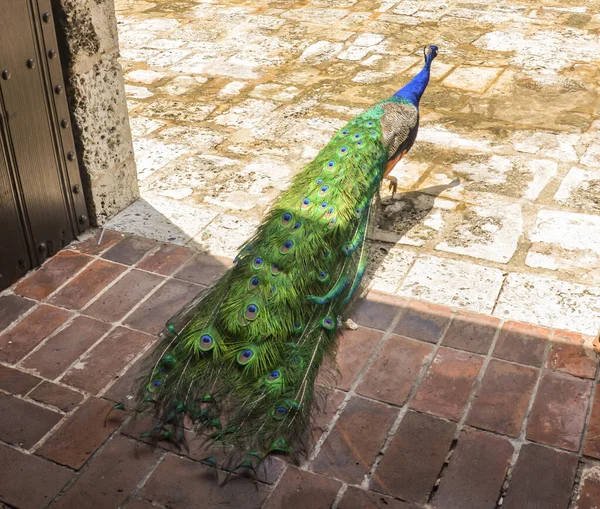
26;59;35;69
67;151;75;161
42;12;51;22
48;49;56;59
61;119;69;128
72;184;80;194
1;70;10;80
54;84;63;94
78;214;87;224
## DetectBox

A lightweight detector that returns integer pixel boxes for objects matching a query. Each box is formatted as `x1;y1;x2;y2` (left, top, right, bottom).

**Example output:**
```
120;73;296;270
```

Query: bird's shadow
359;178;461;295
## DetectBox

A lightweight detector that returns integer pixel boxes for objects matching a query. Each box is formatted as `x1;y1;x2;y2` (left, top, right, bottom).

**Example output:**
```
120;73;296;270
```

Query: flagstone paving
108;0;600;336
0;229;599;508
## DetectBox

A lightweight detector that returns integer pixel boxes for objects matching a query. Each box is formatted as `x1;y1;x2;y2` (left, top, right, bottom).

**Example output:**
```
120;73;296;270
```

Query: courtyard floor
110;0;600;336
0;230;600;508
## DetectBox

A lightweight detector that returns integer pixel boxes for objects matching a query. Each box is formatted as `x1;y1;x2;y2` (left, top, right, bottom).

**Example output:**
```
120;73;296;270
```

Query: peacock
135;45;439;474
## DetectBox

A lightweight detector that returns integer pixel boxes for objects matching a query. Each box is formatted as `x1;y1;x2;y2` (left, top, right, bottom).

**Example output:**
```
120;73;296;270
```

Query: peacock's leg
383;149;407;196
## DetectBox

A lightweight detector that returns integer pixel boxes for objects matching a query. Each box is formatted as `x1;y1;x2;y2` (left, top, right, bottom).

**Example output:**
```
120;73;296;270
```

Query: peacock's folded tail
136;100;412;467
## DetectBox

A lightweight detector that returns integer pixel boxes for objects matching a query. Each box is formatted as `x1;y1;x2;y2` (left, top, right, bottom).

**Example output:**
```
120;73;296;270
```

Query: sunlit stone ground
110;0;600;334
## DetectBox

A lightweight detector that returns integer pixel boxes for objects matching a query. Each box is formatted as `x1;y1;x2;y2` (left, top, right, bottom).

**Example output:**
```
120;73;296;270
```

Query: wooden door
0;0;88;291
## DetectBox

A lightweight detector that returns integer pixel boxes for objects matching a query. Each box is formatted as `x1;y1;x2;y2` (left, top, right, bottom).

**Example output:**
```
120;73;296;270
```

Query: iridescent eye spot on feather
324;249;331;257
245;304;259;320
319;185;329;196
270;284;276;295
325;161;335;171
367;121;373;127
268;370;280;380
199;334;215;351
320;202;328;211
339;146;348;156
341;129;349;135
301;198;310;209
316;178;323;184
273;406;287;419
253;257;263;270
354;133;361;139
328;217;337;228
281;212;292;227
356;140;363;147
318;271;329;282
280;240;294;254
322;316;335;330
271;263;280;276
294;321;302;334
293;221;302;230
237;348;254;365
248;276;260;290
147;380;162;393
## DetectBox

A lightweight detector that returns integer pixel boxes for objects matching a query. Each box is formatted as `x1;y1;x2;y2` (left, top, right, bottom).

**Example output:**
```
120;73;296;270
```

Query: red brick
84;269;163;322
466;359;538;437
0;294;35;329
574;464;600;509
22;315;111;378
14;250;91;300
48;259;127;310
338;486;419;509
311;388;346;447
50;436;160;508
102;235;157;265
0;442;73;509
29;382;84;412
313;396;396;484
103;350;151;408
140;453;269;509
546;330;597;379
433;428;513;509
0;364;41;395
0;305;71;363
70;229;124;255
371;411;456;503
174;252;231;286
125;278;202;335
37;397;126;469
502;443;578;509
0;393;62;448
411;347;483;421
493;321;550;367
527;371;592;451
319;327;382;391
61;327;152;394
442;310;500;354
394;300;453;344
263;468;340;509
350;291;404;331
584;383;600;459
357;334;433;406
137;243;193;275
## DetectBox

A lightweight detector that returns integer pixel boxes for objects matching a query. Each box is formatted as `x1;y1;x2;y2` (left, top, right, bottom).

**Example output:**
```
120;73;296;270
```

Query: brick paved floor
1;229;600;508
108;0;600;336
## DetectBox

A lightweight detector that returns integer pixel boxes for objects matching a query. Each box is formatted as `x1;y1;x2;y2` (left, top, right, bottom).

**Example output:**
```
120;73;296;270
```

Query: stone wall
52;0;138;226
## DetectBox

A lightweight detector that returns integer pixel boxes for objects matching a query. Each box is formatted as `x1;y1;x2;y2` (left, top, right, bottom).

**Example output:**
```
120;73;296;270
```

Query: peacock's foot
384;176;398;196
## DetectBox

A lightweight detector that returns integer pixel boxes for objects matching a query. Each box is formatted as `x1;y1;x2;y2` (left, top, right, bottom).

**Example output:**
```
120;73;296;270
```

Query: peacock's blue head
424;45;438;64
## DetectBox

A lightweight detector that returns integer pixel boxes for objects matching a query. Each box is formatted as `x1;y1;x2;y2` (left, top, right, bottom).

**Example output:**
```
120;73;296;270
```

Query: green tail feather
135;96;419;464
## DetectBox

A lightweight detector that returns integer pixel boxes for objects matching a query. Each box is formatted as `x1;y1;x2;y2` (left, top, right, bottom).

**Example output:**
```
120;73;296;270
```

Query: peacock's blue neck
394;58;433;107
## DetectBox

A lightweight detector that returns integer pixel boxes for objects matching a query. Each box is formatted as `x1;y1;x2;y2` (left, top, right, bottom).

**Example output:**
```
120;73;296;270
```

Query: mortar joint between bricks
305;301;410;467
361;307;458;490
494;328;555;509
45;413;136;506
